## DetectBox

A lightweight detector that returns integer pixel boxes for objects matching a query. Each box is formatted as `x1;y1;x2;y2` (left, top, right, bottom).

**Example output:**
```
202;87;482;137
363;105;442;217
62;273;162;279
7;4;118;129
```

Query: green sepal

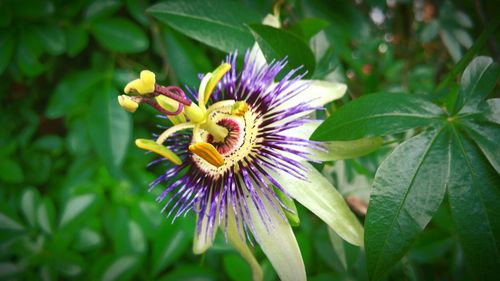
273;186;300;227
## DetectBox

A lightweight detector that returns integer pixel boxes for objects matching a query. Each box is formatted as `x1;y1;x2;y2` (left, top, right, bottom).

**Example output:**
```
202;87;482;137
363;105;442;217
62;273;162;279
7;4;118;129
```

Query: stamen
118;95;141;113
135;139;182;165
231;101;249;116
124;70;156;95
189;142;224;167
204;63;231;104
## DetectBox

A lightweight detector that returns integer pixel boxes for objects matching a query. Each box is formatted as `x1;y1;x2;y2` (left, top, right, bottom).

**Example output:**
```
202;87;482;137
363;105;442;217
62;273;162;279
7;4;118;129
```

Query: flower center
192;100;262;178
207;118;242;154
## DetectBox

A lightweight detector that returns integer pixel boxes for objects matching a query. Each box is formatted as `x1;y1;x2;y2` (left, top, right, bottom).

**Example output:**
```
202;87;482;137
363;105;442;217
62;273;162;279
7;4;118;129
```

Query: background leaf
87;88;131;175
0;32;14;74
148;0;261;53
249;24;316;78
151;221;193;276
90;18;149;53
59;194;98;229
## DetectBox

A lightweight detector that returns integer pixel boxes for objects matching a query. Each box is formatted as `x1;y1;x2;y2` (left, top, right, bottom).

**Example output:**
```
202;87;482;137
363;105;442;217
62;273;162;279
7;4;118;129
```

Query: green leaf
249;24;315;78
0;211;24;232
481;98;500;124
0;6;13;27
37;197;56;234
447;128;500;280
100;255;139;281
20;188;41;228
131;201;162;240
148;0;261;53
311;93;444;141
87;88;131;174
46;70;103;118
290;18;330;42
163;28;212;88
0;158;24;184
84;0;122;20
16;43;45;77
409;229;453;263
441;30;462;63
12;0;54;19
223;254;253;281
0;32;14;74
0;263;20;279
420;20;439;42
114;216;146;255
455;56;499;113
461;120;500;175
157;265;217;281
90;18;149;53
365;128;451;280
34;24;66;55
126;0;148;26
74;227;102;251
65;25;89;57
59;194;98;228
151;221;192;276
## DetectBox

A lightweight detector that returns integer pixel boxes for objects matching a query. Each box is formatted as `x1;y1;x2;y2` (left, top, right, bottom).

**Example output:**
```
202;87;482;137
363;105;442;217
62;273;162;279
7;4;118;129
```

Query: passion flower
119;46;364;281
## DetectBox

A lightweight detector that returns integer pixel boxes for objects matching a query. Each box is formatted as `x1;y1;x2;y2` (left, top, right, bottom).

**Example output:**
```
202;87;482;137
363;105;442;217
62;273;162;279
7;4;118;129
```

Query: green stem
434;16;500;94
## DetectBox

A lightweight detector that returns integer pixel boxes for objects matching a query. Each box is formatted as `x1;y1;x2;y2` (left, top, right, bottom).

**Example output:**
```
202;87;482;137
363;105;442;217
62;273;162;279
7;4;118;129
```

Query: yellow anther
124;70;156;95
135;138;182;165
231;101;249;116
204;63;231;104
118;95;140;113
189;142;224;167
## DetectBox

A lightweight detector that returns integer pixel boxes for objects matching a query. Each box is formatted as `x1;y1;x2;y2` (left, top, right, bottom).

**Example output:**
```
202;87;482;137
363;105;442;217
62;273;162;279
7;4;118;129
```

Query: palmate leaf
347;55;499;280
447;127;500;280
365;127;451;280
454;56;499;113
461;120;500;174
311;93;444;141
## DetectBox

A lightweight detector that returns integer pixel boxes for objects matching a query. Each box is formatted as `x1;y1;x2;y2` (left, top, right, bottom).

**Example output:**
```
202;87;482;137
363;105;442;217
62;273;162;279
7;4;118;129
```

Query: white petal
245;192;306;281
268;81;347;122
192;213;216;254
280;120;321;139
249;43;267;70
267;162;364;246
226;211;263;281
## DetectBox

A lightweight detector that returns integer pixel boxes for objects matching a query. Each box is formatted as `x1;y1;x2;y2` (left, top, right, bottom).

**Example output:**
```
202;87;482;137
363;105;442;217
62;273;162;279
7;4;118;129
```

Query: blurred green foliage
0;0;498;280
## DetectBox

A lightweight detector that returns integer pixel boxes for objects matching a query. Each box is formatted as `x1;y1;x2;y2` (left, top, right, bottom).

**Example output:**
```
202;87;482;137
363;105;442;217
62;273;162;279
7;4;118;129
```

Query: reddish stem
154;85;192;105
143;97;184;116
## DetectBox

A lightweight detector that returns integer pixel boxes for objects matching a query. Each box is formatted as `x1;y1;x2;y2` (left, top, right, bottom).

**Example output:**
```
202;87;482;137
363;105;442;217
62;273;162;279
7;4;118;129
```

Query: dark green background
1;0;498;280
